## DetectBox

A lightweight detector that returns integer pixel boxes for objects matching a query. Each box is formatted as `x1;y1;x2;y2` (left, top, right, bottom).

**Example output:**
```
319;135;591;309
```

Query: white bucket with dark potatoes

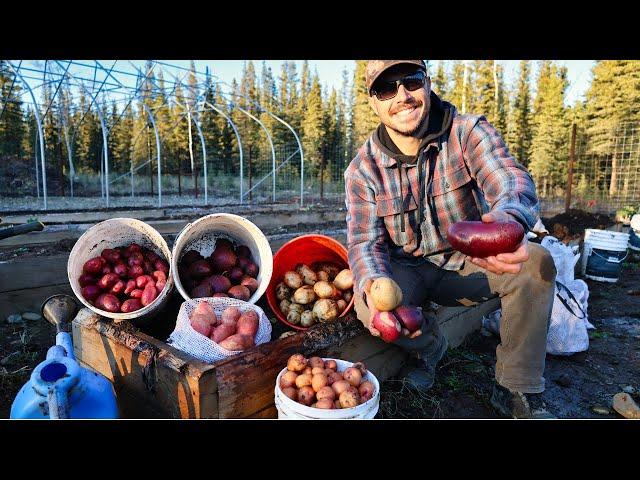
581;229;630;283
171;213;273;304
67;218;174;325
274;358;380;419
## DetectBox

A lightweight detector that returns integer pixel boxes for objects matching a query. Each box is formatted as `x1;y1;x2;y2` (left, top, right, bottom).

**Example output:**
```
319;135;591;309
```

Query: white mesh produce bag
167;297;272;363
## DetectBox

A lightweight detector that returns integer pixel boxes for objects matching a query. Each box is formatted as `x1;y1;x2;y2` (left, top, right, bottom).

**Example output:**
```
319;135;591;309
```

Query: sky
12;59;596;108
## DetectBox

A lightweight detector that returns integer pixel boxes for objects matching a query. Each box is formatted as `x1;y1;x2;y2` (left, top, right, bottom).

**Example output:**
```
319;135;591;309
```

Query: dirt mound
542;209;615;243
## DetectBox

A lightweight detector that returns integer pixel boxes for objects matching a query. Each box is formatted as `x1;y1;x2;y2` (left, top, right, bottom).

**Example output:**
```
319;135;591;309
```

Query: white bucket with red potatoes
274;357;380;419
67;218;174;325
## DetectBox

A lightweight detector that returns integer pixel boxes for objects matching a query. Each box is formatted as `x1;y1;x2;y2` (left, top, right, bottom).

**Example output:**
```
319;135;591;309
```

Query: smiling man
344;60;558;418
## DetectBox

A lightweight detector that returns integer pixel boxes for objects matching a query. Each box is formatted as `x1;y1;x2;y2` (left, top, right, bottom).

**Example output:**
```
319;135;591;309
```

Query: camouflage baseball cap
365;60;427;94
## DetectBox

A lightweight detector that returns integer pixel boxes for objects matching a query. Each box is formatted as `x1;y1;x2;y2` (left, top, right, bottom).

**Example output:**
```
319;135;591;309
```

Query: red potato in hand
394;305;423;333
372;311;402;343
446;220;525;258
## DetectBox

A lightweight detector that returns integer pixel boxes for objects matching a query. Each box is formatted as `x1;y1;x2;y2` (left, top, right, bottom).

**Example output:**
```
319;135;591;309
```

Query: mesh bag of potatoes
167;297;272;363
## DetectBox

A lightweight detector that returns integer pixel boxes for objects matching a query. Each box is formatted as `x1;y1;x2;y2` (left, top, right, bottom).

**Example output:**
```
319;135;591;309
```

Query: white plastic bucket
274;358;380;419
171;213;273;304
581;229;630;283
68;218;174;324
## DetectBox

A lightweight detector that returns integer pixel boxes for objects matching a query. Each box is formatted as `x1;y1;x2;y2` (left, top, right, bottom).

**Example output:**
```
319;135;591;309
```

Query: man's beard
384;105;428;137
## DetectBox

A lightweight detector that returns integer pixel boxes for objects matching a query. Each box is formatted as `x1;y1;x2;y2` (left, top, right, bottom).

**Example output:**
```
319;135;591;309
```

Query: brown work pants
354;243;556;393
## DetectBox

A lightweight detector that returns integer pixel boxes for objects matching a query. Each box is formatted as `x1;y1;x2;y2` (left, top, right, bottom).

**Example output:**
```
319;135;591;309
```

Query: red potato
95;293;121;313
237;311;259;336
324;359;338;371
152;270;166;283
326;371;343;386
218;333;253;351
141;283;158;307
78;273;97;287
83;257;105;275
280;371;298;389
243;261;259;278
129;289;143;299
191;302;218;326
81;285;101;301
211;323;236;343
315;398;335;409
446;220;525;258
181;250;204;266
120;298;143;313
240;276;259;294
359;381;375;402
101;265;113;275
237;257;251;271
113;262;128;277
229;267;245;284
215;238;235;251
343;367;362;387
191;283;213;298
125;243;142;254
100;248;121;264
143;250;160;264
127;251;144;267
124;279;136;295
282;387;298;401
143;261;154;275
97;273;120;291
236;245;251;259
309;357;325;369
394;305;423;333
372;311;402;343
191;315;212;337
154;259;169;275
212;292;228;298
136;275;154;289
206;275;232;294
155;278;166;294
189;260;213;278
110;280;126;295
210;247;237;273
127;265;144;278
316;386;336;402
228;285;251;301
221;307;241;325
297;386;315;406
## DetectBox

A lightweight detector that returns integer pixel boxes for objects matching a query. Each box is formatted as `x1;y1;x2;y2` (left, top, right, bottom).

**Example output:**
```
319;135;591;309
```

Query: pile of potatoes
275;262;353;328
189;301;259;351
279;354;375;409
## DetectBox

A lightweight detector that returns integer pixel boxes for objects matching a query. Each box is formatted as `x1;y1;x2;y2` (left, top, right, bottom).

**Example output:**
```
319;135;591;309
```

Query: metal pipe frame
7;62;48;209
201;101;244;204
234;105;277;202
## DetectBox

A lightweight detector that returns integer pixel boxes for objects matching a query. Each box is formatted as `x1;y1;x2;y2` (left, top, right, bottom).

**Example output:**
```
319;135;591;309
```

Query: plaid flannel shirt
344;111;540;294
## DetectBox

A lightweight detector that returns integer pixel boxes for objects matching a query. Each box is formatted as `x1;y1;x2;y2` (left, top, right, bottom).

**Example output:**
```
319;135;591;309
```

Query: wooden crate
72;308;408;419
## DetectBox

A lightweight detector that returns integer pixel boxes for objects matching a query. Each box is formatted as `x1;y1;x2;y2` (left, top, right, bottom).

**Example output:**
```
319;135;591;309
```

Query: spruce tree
506;60;532;166
301;74;325;177
350;60;379;149
432;61;448;99
448;61;465;111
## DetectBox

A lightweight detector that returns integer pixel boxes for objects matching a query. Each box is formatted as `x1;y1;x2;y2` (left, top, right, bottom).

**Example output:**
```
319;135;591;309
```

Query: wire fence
1;123;639;216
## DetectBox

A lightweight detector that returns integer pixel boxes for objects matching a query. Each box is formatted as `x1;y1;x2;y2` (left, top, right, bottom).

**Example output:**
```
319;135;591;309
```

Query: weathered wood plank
73;308;218;419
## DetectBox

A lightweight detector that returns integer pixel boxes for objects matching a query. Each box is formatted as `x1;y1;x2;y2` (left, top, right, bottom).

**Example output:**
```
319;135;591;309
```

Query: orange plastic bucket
266;234;354;330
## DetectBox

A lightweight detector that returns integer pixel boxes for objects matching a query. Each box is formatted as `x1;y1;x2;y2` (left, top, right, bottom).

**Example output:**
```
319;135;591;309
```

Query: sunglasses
370;70;427;101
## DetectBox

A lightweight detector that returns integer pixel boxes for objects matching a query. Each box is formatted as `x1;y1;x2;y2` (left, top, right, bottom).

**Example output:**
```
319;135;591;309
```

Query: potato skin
446;220;525;257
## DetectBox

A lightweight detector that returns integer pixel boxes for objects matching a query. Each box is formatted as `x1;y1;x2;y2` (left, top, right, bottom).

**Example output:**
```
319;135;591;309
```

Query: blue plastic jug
10;295;118;419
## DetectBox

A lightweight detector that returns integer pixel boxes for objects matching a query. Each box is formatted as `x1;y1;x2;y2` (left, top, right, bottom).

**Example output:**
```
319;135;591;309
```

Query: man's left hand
467;212;530;275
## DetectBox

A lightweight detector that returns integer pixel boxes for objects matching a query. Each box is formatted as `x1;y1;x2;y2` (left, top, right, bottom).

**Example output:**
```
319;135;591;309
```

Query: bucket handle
590;248;629;264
